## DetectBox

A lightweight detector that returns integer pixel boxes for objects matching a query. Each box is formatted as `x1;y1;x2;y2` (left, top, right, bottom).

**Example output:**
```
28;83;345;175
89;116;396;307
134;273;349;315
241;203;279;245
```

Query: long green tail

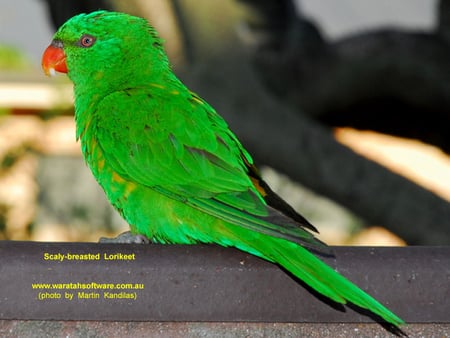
247;236;404;327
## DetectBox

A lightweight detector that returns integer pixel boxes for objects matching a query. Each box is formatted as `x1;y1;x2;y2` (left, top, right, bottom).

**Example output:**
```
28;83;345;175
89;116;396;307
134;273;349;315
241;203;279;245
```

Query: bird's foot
99;231;151;244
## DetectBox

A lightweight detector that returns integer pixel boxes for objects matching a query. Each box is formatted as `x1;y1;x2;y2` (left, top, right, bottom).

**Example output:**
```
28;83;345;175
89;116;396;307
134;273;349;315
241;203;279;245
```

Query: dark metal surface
0;241;448;323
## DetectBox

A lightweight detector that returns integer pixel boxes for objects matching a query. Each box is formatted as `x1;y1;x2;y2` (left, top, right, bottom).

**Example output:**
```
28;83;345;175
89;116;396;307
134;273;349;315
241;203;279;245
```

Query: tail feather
263;237;404;327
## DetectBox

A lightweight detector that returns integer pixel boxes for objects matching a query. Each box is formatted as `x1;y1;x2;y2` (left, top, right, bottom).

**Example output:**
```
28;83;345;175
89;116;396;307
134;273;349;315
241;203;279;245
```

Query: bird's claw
99;231;151;244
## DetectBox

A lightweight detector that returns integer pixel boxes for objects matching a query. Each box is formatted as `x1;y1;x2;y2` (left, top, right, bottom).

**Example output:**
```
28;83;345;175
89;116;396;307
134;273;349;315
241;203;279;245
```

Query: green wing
95;86;326;251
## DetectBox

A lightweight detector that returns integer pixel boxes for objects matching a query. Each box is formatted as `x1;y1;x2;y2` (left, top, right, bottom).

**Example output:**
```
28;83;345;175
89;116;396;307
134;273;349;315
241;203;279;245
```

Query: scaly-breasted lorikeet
42;11;404;328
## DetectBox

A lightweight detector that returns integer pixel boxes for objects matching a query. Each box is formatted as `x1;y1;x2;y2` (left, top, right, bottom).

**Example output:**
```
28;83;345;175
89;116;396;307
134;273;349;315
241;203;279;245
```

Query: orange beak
42;42;68;76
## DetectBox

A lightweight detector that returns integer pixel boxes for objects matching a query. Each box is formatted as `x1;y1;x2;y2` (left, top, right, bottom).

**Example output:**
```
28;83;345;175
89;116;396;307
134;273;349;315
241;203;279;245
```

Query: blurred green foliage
0;44;32;71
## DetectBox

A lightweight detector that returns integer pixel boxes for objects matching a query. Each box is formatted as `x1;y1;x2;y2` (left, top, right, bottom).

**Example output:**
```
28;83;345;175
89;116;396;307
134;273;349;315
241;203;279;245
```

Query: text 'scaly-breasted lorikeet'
42;11;403;327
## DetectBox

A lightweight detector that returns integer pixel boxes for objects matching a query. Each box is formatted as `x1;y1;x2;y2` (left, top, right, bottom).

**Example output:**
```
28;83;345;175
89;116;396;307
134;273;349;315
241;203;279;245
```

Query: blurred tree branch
239;0;450;152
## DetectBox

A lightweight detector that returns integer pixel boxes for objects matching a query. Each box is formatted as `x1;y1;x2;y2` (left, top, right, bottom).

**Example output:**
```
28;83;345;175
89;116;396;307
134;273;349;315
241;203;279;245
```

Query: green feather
45;10;404;328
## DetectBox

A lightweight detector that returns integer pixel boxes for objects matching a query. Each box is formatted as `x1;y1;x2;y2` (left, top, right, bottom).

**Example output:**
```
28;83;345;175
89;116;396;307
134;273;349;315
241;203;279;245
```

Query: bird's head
42;11;170;91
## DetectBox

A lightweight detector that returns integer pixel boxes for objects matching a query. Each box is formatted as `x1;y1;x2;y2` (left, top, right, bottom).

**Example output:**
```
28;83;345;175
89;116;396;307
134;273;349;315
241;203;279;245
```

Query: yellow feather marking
77;110;93;140
111;171;125;183
150;83;165;89
87;134;98;157
97;157;105;171
189;92;204;105
111;171;137;196
94;71;104;80
250;176;267;197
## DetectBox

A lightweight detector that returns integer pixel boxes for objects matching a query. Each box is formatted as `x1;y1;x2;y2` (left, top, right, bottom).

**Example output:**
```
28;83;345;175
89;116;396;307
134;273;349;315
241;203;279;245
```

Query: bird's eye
79;35;96;48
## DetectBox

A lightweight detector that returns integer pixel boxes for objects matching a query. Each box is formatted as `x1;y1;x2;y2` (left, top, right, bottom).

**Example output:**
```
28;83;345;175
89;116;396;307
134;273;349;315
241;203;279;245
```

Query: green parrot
42;11;403;327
